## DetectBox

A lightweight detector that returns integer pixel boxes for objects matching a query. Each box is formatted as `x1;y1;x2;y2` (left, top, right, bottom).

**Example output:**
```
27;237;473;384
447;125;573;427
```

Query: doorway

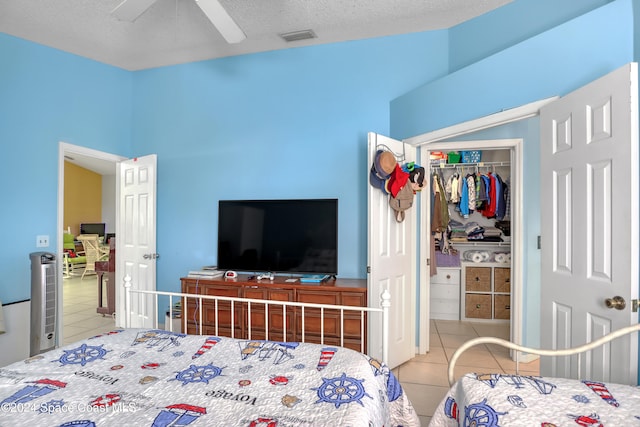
419;139;524;357
57;142;126;345
405;98;554;355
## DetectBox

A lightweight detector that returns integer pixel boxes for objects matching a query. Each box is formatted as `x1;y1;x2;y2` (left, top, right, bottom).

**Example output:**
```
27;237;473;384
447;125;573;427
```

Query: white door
115;155;158;328
540;63;639;384
367;132;416;368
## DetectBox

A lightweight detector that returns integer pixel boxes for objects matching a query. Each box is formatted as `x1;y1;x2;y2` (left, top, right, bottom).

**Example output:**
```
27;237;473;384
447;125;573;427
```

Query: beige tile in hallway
396;319;539;426
63;275;116;345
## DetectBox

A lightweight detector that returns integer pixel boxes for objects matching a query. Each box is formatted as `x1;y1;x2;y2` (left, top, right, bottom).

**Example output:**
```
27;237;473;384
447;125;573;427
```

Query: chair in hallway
76;234;108;279
63;232;86;278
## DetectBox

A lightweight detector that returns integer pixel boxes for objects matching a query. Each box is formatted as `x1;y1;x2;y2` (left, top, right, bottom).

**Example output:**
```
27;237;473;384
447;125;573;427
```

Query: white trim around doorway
405;97;554;358
57;142;126;347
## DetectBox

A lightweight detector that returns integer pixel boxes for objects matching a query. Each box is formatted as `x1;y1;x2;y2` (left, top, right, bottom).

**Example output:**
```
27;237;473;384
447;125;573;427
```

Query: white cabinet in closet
429;267;461;320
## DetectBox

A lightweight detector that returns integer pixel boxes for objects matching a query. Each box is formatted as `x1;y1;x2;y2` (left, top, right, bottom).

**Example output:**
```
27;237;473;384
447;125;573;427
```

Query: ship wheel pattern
463;398;506;427
58;343;109;366
174;364;224;386
312;372;371;409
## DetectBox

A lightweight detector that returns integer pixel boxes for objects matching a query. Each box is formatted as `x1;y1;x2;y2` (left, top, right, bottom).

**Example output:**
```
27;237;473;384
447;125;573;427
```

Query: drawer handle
475;277;480;282
505;278;510;283
446;274;451;279
476;304;481;309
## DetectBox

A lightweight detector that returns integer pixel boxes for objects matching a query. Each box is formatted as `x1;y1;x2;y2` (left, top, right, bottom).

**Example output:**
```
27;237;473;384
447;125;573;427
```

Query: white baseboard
0;301;31;366
516;352;540;364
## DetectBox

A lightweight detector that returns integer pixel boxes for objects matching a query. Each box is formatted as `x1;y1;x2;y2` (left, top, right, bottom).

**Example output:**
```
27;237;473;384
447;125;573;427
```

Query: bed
0;280;420;426
430;323;640;426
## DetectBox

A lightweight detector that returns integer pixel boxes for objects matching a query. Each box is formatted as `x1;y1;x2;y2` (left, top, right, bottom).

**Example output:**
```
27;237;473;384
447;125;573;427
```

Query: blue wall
448;0;613;72
128;33;448;292
0;34;132;304
391;0;634;140
390;0;635;347
0;30;447;305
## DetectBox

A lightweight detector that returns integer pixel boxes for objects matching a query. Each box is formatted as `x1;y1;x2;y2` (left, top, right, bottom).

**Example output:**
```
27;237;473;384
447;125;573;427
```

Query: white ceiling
1;0;511;71
64;153;119;176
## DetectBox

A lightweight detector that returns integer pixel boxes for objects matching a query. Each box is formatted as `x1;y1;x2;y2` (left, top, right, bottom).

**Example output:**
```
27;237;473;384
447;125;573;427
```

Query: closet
429;149;512;323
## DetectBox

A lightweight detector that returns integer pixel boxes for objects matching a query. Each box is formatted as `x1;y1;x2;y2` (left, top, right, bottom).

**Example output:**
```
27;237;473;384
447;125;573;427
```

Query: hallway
62;274;115;345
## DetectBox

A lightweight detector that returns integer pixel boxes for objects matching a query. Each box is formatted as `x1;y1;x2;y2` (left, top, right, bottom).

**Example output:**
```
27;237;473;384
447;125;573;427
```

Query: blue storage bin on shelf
461;150;481;163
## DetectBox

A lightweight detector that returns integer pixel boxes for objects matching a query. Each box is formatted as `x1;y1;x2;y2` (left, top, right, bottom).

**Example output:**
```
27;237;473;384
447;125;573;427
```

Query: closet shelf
430;161;510;169
452;241;511;247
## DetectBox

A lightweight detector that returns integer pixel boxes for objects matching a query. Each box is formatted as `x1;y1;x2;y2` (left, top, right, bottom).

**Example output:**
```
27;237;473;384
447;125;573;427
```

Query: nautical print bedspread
0;329;419;427
430;372;640;426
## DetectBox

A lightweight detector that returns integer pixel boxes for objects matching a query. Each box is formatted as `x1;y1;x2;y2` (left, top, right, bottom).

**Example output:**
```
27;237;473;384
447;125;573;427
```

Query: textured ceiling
1;0;511;71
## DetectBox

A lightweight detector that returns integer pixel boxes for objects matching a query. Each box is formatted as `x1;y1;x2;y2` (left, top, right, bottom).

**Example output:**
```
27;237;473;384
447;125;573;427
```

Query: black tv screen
80;222;106;237
217;199;338;275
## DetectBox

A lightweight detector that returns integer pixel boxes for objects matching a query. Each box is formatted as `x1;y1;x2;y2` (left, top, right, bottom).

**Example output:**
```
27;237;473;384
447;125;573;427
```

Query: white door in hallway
540;63;639;384
367;132;416;369
115;154;158;328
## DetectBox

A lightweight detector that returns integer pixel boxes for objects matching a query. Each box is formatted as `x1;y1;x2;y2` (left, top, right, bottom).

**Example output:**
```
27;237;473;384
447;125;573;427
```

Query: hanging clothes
493;173;502;218
476;173;488;211
483;172;498;218
430;235;438;276
446;173;460;203
495;173;507;220
459;176;469;218
431;173;451;257
466;174;476;214
503;177;511;220
431;174;449;232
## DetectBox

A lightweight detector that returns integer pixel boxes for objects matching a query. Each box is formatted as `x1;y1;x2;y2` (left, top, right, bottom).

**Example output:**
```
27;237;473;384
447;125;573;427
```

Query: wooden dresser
180;275;367;351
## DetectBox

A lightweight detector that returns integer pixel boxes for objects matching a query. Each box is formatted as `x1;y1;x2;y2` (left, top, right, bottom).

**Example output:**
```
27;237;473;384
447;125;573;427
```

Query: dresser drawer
432;268;461;285
494;294;511;320
465;293;492;319
297;312;364;339
494;268;511;293
297;290;339;305
465;267;491;292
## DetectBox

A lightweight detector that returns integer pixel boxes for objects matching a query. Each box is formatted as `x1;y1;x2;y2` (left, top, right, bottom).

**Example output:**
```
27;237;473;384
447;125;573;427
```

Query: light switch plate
36;235;49;247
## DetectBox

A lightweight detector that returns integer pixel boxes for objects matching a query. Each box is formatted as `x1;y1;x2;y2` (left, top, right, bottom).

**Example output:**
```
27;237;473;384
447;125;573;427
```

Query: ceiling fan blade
111;0;158;22
195;0;246;44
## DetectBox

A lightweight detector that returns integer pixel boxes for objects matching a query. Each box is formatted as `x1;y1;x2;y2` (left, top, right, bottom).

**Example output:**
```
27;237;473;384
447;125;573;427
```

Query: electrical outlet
36;235;49;247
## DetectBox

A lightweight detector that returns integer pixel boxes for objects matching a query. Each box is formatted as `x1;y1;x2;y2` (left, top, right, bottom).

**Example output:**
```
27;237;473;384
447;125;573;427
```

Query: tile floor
63;276;539;426
62;274;116;345
395;319;540;426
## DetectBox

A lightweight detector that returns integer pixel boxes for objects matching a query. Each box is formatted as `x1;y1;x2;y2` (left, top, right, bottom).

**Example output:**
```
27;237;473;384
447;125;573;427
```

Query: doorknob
143;253;160;260
605;296;626;310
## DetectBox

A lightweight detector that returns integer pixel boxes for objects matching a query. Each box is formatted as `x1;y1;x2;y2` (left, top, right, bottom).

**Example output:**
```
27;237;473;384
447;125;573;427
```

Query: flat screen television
217;199;338;275
80;222;106;237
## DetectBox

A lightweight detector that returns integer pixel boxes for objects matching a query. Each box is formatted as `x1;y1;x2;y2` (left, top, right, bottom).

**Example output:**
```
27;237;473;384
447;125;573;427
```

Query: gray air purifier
29;252;57;356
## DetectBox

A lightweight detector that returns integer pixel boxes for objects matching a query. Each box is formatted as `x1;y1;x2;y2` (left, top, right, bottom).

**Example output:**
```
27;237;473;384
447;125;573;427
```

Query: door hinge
537;235;541;249
633;299;639;313
367;266;371;274
427;258;431;266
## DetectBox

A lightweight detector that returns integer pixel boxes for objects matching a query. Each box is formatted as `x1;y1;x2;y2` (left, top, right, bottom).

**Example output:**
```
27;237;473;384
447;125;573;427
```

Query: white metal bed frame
447;322;640;385
123;276;391;362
